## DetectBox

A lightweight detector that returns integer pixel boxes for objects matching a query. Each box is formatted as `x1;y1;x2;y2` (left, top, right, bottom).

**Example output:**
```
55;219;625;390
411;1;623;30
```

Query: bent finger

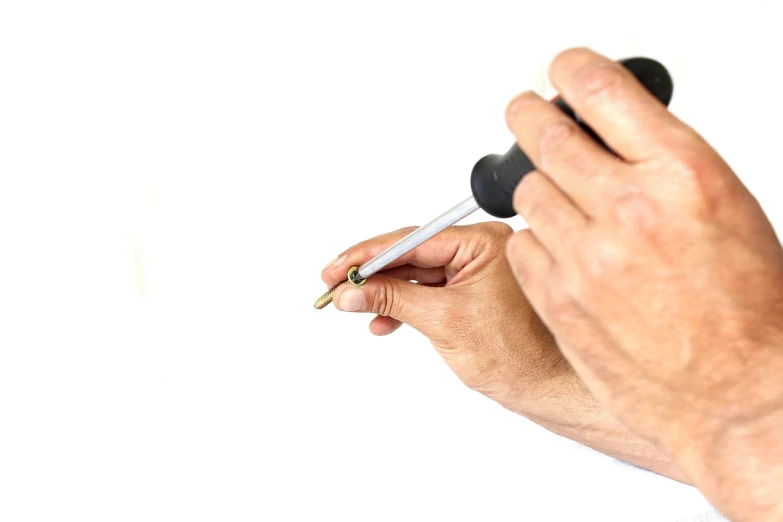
505;90;624;214
505;228;554;306
548;47;687;163
322;224;488;287
513;171;588;262
369;315;403;336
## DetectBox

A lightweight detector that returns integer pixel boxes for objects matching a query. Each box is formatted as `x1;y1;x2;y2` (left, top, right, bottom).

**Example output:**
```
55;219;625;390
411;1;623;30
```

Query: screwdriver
315;56;673;308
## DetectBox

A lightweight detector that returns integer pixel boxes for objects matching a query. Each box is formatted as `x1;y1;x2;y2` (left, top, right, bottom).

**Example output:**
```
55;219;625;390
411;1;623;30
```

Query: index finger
549;48;692;162
321;224;484;288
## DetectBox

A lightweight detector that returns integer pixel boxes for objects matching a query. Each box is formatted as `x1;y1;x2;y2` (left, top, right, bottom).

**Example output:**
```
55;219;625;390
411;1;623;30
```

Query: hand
503;47;783;520
321;222;565;410
321;222;686;482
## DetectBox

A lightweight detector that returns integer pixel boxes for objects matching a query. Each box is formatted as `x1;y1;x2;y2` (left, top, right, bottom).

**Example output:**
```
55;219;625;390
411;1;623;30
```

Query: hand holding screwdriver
315;56;673;308
502;48;783;521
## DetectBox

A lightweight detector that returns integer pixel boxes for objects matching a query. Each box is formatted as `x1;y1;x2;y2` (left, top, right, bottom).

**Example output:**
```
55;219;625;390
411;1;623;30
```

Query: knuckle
671;153;728;219
648;137;740;223
676;153;712;190
575;62;627;103
538;119;580;167
611;187;662;239
557;224;582;254
370;282;397;317
396;225;419;236
558;267;587;306
478;221;513;242
544;283;578;321
575;236;625;280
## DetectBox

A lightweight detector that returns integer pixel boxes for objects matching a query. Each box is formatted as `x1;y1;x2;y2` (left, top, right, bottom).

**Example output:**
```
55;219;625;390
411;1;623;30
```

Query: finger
379;265;446;285
513;171;588;260
505;90;624;214
504;228;554;308
332;274;444;338
368;271;441;336
322;224;486;287
548;47;694;163
369;315;403;336
504;235;590;370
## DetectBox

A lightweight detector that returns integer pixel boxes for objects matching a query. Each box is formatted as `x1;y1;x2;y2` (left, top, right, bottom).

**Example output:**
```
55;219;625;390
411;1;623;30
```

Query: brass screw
314;279;348;309
314;265;366;309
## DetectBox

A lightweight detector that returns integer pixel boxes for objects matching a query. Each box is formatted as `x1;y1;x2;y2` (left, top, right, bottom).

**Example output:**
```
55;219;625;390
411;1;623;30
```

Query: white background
1;0;780;520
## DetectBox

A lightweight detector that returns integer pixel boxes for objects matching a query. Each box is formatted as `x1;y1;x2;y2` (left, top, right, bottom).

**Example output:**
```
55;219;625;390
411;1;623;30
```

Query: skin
503;48;783;521
323;46;783;520
322;223;687;483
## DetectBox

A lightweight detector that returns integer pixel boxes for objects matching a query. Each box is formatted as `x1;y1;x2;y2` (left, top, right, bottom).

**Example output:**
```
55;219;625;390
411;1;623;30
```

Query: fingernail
333;255;347;268
335;287;364;312
322;258;336;271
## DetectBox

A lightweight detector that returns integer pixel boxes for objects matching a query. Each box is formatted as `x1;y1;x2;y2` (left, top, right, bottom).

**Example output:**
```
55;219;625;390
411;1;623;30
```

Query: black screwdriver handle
470;57;674;218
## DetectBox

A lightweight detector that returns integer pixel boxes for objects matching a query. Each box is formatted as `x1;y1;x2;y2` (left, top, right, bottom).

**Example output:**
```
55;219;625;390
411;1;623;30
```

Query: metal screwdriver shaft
356;195;479;279
314;196;480;309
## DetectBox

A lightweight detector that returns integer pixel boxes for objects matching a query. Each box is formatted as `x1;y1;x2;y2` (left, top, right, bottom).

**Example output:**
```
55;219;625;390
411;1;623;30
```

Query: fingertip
321;254;355;286
505;92;523;123
321;268;340;288
369;315;402;336
505;90;539;129
334;285;365;312
548;46;601;81
322;257;337;272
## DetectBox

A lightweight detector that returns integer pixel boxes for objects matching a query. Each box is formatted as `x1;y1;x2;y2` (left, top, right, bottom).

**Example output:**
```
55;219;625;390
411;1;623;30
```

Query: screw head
347;265;366;286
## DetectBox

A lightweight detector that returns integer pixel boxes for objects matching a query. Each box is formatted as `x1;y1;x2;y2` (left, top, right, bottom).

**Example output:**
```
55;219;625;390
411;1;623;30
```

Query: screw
313;279;348;309
314;265;366;309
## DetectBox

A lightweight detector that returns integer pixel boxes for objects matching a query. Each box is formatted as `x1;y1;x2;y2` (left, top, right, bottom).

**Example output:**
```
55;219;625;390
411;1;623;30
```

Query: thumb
333;274;443;335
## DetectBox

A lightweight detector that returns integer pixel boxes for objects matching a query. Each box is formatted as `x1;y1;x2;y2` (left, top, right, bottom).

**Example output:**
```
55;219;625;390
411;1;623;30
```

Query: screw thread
314;280;348;309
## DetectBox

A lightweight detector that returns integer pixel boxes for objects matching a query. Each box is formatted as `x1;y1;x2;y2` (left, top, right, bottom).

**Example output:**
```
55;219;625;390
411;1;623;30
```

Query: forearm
533;401;688;484
515;357;783;521
510;374;690;484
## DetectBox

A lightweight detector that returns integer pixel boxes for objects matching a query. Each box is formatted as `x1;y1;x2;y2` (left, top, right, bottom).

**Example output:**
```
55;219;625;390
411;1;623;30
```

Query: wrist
667;406;783;521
